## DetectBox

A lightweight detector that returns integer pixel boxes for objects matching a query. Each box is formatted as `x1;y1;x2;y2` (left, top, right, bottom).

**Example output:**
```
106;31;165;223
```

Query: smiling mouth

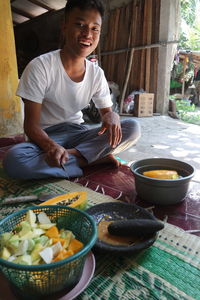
79;41;92;48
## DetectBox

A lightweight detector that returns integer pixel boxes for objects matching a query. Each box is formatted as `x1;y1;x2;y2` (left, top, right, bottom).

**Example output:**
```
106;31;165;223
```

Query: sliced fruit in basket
0;210;84;265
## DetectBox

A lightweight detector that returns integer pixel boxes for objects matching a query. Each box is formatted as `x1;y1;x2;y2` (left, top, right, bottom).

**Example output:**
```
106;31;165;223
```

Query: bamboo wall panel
101;0;160;112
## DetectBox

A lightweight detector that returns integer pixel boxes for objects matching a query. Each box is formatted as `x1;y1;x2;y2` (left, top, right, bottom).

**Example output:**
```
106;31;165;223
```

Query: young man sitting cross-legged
3;0;141;180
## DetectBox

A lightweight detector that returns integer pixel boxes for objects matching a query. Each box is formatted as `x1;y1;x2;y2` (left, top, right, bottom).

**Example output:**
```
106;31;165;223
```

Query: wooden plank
120;49;135;113
101;41;177;56
105;9;113;79
101;0;161;113
127;0;136;94
153;0;161;109
120;113;133;116
130;0;140;92
149;0;159;106
117;7;126;91
105;10;111;76
149;0;156;94
153;48;158;111
136;0;146;91
139;0;146;90
113;9;120;82
155;0;161;42
110;9;119;81
119;1;136;111
113;9;120;50
145;0;152;92
126;0;135;93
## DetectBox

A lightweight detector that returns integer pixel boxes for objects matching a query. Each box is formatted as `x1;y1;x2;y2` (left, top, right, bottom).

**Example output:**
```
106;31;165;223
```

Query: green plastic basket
0;205;97;299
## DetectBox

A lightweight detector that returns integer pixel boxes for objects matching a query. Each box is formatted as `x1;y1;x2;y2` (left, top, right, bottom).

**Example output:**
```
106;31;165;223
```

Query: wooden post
119;49;135;114
181;57;187;98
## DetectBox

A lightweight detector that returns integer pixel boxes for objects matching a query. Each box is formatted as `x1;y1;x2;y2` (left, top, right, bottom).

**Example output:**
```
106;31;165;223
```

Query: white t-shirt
17;50;112;129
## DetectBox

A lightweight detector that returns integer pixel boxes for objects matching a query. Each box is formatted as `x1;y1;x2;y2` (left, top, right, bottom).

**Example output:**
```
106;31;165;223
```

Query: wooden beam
101;41;179;56
11;6;34;19
26;0;54;11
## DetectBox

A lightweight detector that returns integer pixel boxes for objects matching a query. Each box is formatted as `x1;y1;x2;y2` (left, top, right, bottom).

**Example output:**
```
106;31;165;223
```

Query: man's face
63;8;102;58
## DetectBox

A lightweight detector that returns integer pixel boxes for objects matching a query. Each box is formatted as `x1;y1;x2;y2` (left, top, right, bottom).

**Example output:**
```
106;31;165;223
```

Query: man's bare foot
67;148;121;167
67;148;87;167
90;154;121;167
67;148;82;157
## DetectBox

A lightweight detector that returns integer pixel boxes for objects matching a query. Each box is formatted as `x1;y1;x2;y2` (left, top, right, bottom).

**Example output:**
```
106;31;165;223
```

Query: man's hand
45;143;69;168
98;111;122;148
23;100;69;169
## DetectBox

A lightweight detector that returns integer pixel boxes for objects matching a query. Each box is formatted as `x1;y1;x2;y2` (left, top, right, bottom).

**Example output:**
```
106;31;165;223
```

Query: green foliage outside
169;1;200;126
179;0;200;51
177;100;200;125
172;97;200;125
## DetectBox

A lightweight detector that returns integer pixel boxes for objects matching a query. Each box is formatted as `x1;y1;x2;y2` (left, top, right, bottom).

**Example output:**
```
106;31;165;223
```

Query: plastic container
130;158;194;205
0;205;97;299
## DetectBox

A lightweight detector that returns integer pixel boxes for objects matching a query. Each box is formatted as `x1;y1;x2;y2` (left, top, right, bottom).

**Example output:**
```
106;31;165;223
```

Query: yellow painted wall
0;0;23;137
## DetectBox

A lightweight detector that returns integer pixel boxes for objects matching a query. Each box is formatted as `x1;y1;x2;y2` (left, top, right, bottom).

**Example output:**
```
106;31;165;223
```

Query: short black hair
64;0;104;18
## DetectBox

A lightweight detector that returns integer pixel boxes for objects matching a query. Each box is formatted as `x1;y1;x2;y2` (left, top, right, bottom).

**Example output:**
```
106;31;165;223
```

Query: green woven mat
0;169;116;220
78;223;200;300
0;172;200;299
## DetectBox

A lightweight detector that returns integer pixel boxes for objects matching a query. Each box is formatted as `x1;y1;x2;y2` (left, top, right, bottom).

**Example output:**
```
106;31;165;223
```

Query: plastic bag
123;89;145;113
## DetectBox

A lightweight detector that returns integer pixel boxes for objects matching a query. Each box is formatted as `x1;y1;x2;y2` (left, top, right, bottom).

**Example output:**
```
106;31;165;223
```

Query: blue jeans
3;119;141;180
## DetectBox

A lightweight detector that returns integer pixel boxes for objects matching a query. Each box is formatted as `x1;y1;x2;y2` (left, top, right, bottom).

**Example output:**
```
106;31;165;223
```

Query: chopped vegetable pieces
38;212;51;224
68;239;84;254
45;226;59;238
52;238;66;246
52;249;73;262
0;210;84;265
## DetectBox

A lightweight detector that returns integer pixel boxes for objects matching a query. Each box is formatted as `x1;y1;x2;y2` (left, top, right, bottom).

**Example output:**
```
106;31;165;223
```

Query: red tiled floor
75;164;136;201
0;146;13;161
136;184;200;237
0;137;200;237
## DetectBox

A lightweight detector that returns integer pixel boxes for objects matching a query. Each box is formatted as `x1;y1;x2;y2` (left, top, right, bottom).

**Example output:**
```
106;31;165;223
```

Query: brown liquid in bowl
98;220;140;246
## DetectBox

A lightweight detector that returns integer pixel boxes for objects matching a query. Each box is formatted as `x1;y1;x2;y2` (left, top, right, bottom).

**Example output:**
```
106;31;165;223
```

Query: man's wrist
42;139;57;152
102;111;119;120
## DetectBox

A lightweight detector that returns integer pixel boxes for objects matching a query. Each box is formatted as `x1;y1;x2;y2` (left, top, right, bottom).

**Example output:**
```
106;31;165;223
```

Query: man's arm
23;99;68;167
98;107;122;148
